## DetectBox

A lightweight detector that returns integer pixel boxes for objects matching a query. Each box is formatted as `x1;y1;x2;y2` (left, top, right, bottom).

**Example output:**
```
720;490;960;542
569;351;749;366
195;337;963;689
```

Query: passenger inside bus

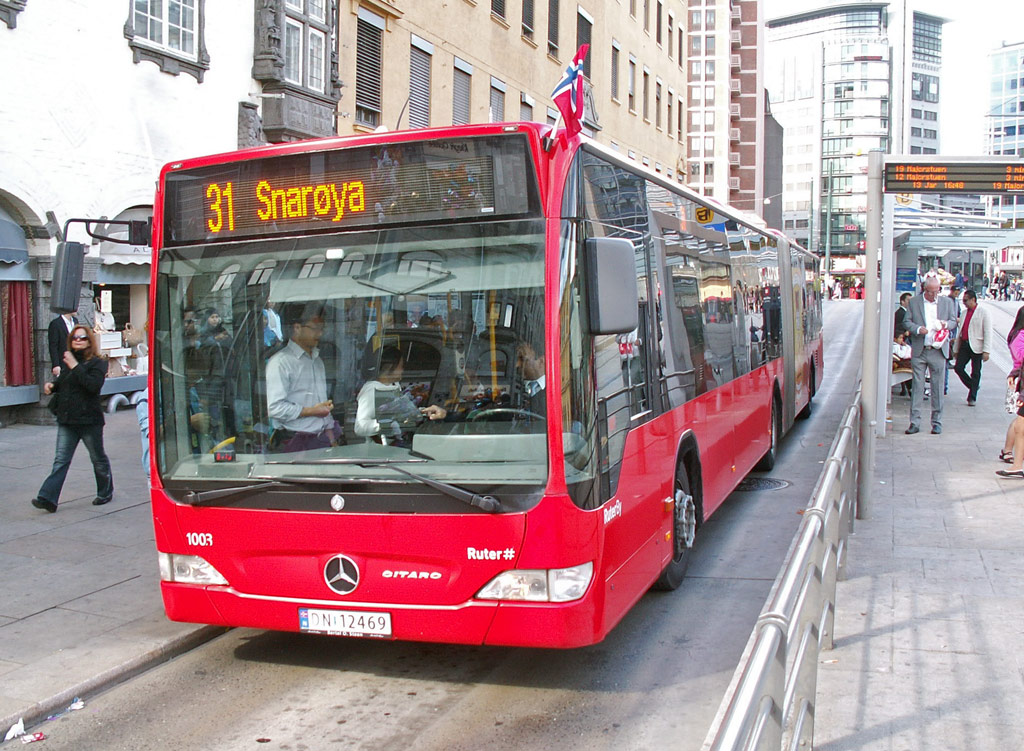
355;345;446;445
265;303;344;452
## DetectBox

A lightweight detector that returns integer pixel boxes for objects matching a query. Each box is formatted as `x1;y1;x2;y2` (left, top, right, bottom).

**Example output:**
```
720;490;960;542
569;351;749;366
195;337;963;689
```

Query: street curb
1;625;228;736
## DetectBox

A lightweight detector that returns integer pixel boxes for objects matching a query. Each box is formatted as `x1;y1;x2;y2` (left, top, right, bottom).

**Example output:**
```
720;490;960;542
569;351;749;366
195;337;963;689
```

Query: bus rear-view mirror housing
585;237;638;335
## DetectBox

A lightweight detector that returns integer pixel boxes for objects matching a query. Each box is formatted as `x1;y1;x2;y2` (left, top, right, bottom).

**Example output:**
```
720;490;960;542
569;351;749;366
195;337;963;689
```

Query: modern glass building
986;41;1024;227
766;2;946;274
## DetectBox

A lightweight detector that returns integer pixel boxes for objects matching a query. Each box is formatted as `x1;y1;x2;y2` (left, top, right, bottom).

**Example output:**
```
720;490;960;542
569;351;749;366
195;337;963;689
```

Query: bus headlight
477;562;593;603
158;552;228;585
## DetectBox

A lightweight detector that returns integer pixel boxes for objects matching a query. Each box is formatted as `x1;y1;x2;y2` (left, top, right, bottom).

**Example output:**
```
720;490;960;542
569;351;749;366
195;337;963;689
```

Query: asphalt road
32;301;866;751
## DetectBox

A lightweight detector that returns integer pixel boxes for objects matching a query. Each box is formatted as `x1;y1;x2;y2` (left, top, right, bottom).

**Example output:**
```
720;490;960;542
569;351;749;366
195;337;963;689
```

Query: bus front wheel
653;466;696;591
755;399;781;472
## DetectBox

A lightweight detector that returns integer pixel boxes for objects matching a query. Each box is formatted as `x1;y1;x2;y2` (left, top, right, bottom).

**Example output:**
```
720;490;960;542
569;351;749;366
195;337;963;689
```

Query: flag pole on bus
546;44;589;149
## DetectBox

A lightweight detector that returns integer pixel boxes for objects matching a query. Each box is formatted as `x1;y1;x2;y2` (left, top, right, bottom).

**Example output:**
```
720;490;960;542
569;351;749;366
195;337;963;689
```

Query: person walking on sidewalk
952;289;993;406
31;325;113;513
903;274;958;435
998;307;1024;467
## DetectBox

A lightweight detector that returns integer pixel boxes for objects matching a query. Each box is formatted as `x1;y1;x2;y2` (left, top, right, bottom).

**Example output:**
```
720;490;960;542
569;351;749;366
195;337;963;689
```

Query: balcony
731;30;742;47
732;6;742;23
731;54;742;70
730;79;742;95
729;152;741;167
730;127;741;142
729;177;741;190
730;103;741;119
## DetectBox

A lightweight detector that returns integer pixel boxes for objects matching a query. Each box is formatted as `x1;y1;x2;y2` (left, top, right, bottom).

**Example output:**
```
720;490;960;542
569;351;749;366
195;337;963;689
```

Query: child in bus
355;346;446;445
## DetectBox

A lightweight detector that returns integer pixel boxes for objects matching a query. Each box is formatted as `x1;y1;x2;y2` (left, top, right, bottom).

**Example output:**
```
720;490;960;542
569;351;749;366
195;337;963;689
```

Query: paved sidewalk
0;409;217;735
817;357;1024;749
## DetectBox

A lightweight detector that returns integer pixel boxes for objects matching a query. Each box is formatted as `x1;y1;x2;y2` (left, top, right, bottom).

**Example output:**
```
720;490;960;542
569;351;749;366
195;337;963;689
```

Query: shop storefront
94;207;151;396
0;204;39;411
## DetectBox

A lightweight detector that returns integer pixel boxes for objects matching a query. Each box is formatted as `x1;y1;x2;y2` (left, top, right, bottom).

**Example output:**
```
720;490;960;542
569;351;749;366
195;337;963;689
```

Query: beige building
331;0;765;209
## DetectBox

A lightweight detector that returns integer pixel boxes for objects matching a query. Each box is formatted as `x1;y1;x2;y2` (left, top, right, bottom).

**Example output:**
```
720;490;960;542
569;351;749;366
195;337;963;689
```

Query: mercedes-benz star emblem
324;554;359;595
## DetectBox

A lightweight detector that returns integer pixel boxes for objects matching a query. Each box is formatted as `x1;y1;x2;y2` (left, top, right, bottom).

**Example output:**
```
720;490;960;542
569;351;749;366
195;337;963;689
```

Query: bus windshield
153;219;548;508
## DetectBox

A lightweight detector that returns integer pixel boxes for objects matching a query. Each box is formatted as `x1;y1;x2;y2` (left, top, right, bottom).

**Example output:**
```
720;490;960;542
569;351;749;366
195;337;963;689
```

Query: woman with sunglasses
31;325;113;512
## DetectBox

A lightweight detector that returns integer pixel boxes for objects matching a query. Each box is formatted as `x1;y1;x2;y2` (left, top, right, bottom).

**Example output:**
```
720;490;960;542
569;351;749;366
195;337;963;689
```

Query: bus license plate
299;607;392;638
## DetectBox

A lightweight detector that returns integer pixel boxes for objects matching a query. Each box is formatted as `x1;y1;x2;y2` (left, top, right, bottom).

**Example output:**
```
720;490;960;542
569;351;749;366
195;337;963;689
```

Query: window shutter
522;0;534;37
576;14;591;77
409;46;431;129
453;68;471;125
547;0;559;56
491;0;506;18
355;18;383;126
489;86;504;122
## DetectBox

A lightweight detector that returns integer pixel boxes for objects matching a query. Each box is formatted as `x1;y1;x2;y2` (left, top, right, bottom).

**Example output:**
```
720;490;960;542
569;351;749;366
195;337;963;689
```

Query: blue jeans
37;423;113;505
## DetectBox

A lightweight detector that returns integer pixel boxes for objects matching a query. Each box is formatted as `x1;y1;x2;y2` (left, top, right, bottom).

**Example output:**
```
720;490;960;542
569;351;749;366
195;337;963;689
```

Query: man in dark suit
47;310;78;377
902;274;959;435
516;341;546;416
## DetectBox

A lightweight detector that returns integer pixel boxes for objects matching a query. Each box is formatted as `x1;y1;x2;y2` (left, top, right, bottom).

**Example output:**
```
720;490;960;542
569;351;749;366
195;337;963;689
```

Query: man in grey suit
903;275;959;434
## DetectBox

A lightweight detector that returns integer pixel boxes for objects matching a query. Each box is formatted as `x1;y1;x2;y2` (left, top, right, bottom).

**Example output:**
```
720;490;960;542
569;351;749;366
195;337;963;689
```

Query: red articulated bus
149;122;822;648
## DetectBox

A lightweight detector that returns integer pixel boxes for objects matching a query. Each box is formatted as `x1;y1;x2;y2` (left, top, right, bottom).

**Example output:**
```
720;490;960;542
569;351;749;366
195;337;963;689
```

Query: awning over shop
0;205;29;264
97;256;151;285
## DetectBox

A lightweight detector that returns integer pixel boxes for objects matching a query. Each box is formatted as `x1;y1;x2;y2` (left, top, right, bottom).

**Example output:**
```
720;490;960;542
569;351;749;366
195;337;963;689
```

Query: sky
764;0;1024;155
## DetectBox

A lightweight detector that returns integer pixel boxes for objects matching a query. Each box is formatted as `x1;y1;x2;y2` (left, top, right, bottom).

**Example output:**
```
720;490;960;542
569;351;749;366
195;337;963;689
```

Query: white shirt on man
266;340;332;433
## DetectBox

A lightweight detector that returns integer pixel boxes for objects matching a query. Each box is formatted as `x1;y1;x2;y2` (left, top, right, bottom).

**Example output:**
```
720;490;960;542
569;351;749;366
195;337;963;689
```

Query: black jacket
50;356;107;425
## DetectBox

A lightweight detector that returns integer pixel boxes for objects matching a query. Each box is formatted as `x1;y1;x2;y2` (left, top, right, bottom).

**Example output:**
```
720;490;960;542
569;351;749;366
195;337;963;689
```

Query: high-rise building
765;2;946;272
986;41;1024;227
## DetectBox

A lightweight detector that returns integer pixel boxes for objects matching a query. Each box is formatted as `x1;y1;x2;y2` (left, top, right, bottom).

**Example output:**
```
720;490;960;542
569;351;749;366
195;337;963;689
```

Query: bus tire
755;398;781;472
653;465;696;591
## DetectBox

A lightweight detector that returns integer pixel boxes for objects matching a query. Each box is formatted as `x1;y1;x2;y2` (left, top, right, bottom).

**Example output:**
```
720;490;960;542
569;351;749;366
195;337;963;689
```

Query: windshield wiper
182;475;342;505
181;461;501;513
361;462;502;513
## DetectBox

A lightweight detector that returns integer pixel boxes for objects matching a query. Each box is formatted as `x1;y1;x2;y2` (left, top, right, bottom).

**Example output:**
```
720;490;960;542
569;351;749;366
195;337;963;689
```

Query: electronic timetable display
884;162;1024;194
162;135;539;246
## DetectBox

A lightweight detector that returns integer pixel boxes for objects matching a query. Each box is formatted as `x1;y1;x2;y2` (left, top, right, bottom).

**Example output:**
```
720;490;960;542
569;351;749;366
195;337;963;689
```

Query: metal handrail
702;389;861;751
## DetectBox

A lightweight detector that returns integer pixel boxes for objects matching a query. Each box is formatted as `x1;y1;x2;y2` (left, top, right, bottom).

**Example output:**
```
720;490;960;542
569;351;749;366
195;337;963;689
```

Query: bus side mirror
51;241;86;314
585;237;639;335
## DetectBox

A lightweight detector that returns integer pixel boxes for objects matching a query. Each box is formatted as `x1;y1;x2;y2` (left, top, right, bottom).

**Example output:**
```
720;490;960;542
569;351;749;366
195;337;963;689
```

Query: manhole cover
735;477;791;492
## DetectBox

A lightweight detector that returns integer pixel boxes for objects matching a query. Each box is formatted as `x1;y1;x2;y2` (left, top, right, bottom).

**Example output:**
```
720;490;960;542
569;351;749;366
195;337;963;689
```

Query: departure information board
884;162;1024;194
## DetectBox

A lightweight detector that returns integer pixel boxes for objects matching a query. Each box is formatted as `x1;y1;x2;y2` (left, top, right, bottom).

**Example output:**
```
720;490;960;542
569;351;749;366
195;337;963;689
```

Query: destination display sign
162;135;538;246
884;162;1024;194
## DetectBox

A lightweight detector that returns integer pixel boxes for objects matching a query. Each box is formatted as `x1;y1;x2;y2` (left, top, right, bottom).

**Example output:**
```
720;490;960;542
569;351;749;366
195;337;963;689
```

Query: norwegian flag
551;44;589;137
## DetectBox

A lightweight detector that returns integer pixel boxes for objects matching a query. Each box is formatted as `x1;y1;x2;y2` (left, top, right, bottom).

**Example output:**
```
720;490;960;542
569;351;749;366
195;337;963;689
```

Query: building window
491;0;506;19
611;44;620;100
134;0;196;55
279;0;331;94
548;0;559;56
678;28;684;66
522;0;534;39
655;81;662;128
705;35;715;55
656;1;663;45
667;15;673;57
923;128;937;139
490;78;506;122
690;9;700;29
577;10;592;78
705;9;715;30
667;96;673;136
124;0;209;82
409;42;432;129
911;72;939;103
453;60;472;125
628;59;637;112
520;93;534;121
643;0;649;32
355;14;383;127
643;70;650;120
